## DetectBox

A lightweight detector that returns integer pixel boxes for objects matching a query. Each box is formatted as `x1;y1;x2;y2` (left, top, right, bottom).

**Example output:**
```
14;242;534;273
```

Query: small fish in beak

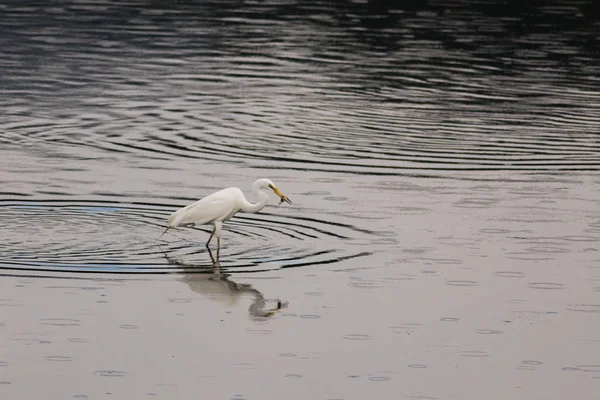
269;184;292;205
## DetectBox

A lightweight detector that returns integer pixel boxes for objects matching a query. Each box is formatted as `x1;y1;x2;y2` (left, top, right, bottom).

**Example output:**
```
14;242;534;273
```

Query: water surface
1;1;599;399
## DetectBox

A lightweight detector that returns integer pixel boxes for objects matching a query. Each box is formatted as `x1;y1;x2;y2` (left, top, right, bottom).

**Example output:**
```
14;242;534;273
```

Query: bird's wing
169;188;242;227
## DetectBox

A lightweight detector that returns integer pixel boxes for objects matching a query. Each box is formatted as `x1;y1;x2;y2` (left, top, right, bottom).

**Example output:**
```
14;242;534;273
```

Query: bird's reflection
163;247;287;319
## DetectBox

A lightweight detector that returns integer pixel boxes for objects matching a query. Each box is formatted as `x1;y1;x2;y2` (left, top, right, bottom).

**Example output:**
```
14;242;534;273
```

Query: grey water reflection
169;248;287;319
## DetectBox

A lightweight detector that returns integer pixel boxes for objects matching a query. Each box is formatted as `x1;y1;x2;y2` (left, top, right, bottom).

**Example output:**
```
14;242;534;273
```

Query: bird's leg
206;225;216;248
157;226;170;240
207;246;216;264
214;221;223;256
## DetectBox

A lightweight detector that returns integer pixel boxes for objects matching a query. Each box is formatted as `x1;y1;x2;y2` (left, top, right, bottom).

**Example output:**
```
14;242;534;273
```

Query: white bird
159;178;292;251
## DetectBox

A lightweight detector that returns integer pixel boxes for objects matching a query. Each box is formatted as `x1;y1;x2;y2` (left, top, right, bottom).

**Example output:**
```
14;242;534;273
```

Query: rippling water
0;199;371;274
0;1;599;399
2;0;599;177
1;0;598;274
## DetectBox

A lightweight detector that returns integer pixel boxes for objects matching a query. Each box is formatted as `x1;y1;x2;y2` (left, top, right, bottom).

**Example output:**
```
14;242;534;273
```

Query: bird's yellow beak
269;185;292;204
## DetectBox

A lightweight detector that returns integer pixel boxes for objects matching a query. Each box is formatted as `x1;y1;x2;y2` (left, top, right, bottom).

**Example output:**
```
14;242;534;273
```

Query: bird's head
257;179;292;205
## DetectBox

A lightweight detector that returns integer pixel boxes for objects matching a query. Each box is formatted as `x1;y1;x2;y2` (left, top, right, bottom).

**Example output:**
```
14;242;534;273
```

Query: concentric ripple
0;200;372;276
2;1;599;176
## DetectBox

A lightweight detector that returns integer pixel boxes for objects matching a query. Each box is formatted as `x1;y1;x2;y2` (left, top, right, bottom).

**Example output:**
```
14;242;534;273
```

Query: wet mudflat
1;1;599;399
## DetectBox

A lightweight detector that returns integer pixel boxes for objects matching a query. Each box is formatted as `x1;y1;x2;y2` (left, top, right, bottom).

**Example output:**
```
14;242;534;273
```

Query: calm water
1;1;599;399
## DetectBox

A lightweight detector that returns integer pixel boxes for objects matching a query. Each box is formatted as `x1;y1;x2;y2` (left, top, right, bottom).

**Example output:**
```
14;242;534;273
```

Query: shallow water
1;1;599;399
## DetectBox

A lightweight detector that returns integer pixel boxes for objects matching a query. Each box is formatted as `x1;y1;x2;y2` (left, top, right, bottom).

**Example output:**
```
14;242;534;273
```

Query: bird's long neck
239;187;270;213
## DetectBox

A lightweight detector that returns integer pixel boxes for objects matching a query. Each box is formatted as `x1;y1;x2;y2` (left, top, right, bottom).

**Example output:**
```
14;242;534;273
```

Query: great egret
159;178;292;251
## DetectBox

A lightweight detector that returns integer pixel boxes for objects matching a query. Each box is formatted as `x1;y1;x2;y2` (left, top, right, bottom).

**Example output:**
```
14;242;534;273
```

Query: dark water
0;1;599;399
1;0;598;275
2;0;599;175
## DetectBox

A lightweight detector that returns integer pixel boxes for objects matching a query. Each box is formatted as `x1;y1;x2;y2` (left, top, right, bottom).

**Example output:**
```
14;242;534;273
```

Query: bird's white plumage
168;187;245;227
162;178;292;252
